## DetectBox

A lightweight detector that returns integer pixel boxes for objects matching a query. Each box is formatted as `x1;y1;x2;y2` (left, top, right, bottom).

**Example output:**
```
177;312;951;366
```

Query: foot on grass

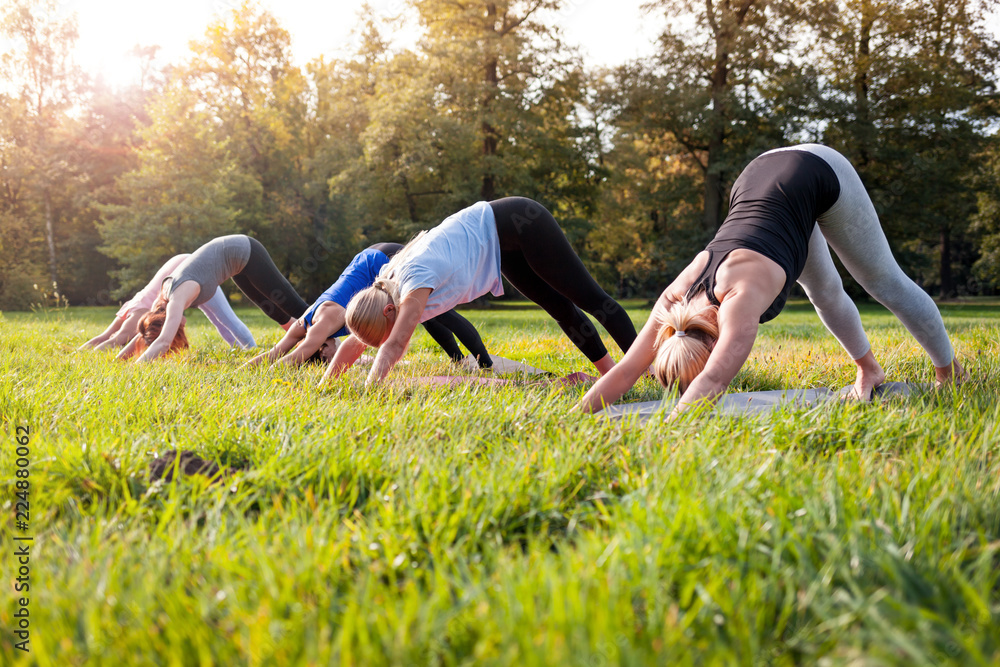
843;350;886;402
934;358;969;389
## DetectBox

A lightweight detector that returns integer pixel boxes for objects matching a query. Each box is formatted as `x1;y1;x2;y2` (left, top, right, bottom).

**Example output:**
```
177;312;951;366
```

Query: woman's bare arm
576;296;667;413
277;303;346;366
244;321;306;367
94;310;148;351
276;326;331;366
321;334;367;383
134;284;196;363
117;333;142;360
366;288;431;386
80;315;126;350
667;290;763;419
576;256;713;413
667;250;787;419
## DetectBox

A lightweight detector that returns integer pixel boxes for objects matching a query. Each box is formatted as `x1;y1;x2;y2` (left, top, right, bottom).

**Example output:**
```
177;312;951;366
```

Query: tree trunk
481;3;499;202
939;226;953;298
401;175;418;223
704;45;728;231
854;1;874;166
44;191;58;292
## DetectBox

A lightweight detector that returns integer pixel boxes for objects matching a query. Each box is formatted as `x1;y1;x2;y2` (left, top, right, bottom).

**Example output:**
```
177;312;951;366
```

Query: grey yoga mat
602;382;931;422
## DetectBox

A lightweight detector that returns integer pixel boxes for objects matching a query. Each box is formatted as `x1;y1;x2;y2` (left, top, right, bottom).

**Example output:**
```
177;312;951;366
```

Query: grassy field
1;298;999;666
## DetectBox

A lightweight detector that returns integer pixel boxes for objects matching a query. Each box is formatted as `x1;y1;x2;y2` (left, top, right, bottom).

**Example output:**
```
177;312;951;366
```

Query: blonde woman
245;243;493;367
80;254;255;352
322;197;637;385
578;144;967;416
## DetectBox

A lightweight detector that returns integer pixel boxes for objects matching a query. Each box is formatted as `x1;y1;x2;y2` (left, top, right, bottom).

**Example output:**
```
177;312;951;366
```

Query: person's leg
803;146;960;383
491;197;637;357
199;287;257;349
500;249;610;364
796;224;885;398
428;309;493;368
232;238;309;325
420;318;464;363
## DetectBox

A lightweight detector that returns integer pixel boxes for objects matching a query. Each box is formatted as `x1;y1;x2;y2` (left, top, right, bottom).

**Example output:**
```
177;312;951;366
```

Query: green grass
1;298;998;666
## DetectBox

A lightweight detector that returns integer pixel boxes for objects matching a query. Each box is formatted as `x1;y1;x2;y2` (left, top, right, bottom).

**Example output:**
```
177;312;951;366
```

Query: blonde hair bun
652;299;719;391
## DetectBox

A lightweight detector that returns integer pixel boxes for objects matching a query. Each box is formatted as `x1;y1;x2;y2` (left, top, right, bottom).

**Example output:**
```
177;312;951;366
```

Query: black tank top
685;149;841;322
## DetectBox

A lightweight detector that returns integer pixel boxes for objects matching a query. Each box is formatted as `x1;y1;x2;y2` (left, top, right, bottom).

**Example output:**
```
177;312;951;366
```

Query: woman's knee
857;270;919;307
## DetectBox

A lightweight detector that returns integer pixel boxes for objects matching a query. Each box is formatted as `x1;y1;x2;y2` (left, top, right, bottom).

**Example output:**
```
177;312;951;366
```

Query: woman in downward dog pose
323;197;638;385
245;242;494;367
80;254;255;352
578;144;967;416
124;235;308;363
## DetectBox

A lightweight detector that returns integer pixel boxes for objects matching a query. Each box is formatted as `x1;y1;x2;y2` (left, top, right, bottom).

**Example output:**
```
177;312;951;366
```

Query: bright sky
62;0;662;89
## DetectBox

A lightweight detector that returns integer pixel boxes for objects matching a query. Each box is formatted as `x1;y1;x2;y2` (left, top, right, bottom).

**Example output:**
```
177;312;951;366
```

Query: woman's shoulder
714;250;785;305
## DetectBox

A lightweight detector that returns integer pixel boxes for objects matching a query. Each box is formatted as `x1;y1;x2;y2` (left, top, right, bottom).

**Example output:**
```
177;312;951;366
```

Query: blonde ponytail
652;299;719;391
344;231;427;347
345;283;395;347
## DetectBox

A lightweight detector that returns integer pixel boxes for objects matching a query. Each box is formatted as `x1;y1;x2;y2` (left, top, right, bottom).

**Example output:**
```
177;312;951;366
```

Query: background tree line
1;0;999;311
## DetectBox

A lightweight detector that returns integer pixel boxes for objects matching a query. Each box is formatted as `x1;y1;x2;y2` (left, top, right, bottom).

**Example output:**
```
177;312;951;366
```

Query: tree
408;0;597;215
99;1;344;297
320;0;599;260
0;0;84;305
97;84;252;296
972;132;1000;288
816;0;1000;296
582;65;706;294
643;0;825;230
412;0;562;201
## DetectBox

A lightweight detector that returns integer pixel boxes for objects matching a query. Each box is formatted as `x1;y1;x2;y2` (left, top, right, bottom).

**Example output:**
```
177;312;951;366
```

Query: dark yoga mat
602;382;931;422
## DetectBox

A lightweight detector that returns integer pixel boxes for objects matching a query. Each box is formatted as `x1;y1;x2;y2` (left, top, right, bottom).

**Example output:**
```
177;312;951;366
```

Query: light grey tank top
165;235;252;307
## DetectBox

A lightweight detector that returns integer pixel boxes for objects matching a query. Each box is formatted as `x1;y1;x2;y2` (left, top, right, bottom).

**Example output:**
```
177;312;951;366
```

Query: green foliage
812;0;1000;297
0;0;86;308
96;1;360;301
96;83;251;298
2;0;1000;310
1;301;999;663
319;0;599;247
972;133;1000;285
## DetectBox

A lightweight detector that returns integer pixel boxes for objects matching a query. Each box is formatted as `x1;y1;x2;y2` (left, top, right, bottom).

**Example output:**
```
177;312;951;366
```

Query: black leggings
490;197;636;362
367;242;492;367
232;238;308;325
422;311;492;368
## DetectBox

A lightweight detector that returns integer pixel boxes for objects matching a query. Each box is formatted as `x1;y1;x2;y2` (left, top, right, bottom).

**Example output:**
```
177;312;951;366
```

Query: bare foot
935;358;969;388
843;349;886;402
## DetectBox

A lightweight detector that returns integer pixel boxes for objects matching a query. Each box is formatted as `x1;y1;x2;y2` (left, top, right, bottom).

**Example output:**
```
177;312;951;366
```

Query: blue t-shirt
302;249;390;337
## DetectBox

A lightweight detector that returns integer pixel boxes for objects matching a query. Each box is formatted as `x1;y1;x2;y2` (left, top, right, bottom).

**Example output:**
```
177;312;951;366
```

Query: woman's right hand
576;298;666;413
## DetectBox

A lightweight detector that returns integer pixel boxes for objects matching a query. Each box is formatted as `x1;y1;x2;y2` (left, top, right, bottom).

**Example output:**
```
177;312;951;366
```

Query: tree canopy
1;0;998;309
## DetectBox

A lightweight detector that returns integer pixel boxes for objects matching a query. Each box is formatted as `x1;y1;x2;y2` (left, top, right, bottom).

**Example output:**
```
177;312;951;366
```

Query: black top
685;149;841;322
366;242;404;258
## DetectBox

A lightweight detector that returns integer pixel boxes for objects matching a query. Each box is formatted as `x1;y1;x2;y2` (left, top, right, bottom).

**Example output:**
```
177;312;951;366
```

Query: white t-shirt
390;201;504;321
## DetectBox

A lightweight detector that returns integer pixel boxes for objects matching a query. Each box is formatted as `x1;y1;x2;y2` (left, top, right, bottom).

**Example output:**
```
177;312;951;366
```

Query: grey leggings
775;144;954;367
198;288;256;349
